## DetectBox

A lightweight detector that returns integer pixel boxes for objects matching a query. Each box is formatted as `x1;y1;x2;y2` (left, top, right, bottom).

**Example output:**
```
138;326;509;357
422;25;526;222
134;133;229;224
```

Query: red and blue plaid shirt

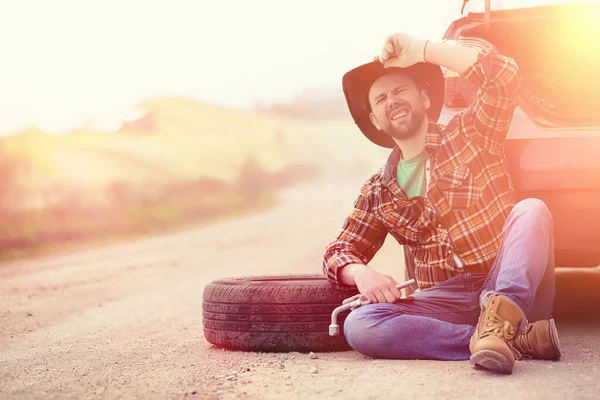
323;45;520;289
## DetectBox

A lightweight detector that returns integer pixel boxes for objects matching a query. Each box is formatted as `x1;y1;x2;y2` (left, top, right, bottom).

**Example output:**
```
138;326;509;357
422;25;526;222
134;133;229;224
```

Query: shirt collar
381;120;441;186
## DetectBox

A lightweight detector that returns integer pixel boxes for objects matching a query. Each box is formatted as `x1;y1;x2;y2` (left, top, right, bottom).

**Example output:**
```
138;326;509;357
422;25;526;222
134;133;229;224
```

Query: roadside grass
0;190;277;263
0;97;386;263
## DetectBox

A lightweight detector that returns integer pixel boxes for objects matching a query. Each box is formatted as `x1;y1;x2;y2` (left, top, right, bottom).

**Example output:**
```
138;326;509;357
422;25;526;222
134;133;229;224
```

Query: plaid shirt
323;45;519;289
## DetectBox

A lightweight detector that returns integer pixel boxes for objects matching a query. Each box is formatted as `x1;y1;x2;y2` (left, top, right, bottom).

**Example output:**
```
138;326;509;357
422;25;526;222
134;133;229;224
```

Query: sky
0;0;583;134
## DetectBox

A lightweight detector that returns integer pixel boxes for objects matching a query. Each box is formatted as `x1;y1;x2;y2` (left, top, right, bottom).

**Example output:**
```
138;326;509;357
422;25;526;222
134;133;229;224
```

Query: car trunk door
442;1;600;268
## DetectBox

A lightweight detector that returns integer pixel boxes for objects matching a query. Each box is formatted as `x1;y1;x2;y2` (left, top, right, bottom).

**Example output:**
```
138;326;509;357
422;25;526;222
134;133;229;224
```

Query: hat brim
342;61;445;148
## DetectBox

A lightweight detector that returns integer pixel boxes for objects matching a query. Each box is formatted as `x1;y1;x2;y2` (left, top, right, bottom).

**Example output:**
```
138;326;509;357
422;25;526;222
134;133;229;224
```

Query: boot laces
513;324;534;360
482;310;524;360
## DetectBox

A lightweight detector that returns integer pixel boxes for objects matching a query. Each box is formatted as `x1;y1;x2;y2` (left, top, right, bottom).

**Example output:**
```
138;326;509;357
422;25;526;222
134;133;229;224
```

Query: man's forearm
338;263;370;286
425;41;481;75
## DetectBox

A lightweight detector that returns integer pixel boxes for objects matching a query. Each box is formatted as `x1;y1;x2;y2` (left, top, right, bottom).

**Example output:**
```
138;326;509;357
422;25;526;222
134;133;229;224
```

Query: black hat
342;61;445;148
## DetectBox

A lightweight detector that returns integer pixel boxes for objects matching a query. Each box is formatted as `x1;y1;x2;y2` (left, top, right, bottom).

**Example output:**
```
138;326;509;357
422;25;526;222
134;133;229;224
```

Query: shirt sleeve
322;181;388;286
454;44;520;156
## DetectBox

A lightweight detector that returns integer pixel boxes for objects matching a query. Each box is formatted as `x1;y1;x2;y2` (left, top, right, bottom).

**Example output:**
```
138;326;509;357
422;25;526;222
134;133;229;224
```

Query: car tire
202;274;359;352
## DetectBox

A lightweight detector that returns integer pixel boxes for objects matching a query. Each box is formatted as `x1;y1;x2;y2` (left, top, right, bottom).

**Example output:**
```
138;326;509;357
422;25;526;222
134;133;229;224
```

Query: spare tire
202;274;359;352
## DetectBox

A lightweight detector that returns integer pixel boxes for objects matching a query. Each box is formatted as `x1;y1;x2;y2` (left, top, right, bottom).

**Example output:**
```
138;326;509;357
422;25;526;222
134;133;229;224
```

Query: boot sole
549;318;562;360
470;350;514;374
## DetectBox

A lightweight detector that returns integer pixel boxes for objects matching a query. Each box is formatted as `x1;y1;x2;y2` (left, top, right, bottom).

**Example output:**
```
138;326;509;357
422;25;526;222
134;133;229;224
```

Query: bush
235;157;269;203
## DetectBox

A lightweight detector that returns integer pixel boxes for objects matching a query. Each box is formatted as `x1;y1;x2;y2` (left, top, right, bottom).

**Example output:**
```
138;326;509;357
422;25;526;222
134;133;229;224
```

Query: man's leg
343;273;487;360
470;198;557;373
481;198;555;325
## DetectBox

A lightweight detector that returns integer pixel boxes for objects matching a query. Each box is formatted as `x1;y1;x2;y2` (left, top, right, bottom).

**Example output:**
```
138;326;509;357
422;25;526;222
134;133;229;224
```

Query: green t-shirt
396;150;427;199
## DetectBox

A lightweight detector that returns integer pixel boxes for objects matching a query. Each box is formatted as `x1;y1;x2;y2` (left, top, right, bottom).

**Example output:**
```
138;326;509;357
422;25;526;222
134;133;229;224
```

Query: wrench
329;279;416;336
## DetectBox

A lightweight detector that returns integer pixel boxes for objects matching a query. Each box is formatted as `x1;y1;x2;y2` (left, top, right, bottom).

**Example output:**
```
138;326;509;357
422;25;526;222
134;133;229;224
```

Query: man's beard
382;106;426;141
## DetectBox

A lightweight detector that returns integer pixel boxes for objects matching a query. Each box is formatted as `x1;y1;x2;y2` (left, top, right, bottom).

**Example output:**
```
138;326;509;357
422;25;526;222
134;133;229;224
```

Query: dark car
403;0;600;278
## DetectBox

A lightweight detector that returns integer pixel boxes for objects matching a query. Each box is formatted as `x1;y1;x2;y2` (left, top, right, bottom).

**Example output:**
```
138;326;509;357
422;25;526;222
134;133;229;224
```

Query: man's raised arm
380;34;519;156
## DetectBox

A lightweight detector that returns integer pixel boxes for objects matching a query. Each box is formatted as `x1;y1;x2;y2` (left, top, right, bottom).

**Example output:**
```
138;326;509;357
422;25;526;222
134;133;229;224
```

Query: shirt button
437;224;442;228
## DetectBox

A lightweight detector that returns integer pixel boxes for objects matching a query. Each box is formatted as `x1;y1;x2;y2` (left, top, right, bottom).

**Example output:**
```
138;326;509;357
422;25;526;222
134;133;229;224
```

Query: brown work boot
513;319;561;360
469;294;523;374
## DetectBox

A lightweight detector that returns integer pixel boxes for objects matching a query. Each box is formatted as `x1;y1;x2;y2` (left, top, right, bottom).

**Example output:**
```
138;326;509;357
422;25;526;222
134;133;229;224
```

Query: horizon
0;0;578;136
0;0;464;135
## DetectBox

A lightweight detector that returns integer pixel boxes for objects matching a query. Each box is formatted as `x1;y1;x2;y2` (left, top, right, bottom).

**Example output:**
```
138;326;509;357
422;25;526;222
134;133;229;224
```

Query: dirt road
1;171;599;400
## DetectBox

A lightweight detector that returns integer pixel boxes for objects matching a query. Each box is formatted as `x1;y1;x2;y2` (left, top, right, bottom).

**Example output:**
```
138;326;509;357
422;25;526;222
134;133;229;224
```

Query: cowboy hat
342;61;445;148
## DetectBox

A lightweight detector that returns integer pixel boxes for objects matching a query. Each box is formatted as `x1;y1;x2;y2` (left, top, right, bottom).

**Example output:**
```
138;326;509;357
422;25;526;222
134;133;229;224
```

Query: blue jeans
343;198;556;360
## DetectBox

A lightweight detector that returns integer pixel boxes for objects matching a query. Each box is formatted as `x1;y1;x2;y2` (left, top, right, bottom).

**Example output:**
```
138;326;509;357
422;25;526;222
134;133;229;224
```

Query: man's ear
421;89;431;110
369;112;382;131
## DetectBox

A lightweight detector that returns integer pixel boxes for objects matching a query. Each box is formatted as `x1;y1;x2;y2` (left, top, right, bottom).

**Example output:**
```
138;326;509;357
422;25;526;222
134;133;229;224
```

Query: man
322;33;561;374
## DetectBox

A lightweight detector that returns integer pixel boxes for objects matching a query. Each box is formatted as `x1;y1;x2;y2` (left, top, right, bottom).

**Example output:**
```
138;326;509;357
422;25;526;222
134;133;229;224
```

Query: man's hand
377;33;428;68
340;264;402;303
376;34;482;78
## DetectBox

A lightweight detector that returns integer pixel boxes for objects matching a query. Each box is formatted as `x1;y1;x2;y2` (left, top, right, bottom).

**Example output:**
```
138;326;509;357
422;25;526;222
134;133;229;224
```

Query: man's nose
386;91;402;105
386;94;401;108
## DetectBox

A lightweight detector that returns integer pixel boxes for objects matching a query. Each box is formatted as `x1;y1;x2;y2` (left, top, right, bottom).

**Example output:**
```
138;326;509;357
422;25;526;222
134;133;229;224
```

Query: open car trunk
444;1;600;128
437;2;600;269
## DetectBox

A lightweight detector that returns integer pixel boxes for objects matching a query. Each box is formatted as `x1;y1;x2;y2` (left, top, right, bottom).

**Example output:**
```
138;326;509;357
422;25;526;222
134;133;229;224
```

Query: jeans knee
342;306;373;351
512;198;553;224
343;304;404;357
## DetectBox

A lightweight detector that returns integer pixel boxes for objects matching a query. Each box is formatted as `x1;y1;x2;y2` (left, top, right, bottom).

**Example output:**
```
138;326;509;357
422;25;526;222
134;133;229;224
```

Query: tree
236;157;269;204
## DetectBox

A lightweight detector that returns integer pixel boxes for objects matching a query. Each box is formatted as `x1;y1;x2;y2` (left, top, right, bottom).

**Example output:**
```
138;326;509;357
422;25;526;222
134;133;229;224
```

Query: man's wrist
407;37;428;64
423;40;430;63
339;263;370;286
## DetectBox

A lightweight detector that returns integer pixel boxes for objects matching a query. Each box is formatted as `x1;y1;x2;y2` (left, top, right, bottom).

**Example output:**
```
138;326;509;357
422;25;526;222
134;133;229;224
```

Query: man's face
368;71;431;141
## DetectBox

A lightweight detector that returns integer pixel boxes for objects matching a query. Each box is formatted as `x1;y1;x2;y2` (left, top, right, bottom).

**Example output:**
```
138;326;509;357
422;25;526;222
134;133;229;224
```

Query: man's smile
390;108;409;121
